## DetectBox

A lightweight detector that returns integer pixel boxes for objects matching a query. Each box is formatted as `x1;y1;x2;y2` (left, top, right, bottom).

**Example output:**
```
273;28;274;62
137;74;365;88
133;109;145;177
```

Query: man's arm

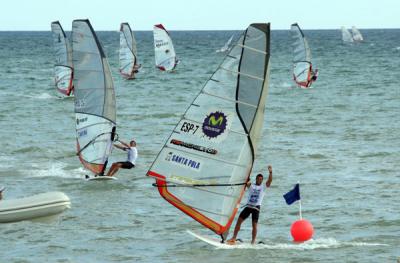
266;165;273;187
114;143;128;151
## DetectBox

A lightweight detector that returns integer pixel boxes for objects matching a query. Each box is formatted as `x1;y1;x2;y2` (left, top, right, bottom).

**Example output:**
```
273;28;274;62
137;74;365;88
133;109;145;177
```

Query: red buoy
290;219;314;242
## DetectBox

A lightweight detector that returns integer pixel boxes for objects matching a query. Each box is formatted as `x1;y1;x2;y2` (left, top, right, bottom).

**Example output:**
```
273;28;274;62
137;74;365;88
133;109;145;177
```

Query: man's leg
231;217;244;240
107;163;121;177
251;221;258;244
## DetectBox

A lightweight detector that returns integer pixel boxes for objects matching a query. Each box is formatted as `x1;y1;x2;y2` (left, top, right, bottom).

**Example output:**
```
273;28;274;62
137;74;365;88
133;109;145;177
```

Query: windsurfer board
85;175;117;181
187;230;254;249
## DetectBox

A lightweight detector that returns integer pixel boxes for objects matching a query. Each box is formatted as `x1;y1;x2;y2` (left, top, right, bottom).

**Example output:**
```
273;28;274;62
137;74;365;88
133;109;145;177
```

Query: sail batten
51;21;74;96
72;19;116;175
147;23;270;236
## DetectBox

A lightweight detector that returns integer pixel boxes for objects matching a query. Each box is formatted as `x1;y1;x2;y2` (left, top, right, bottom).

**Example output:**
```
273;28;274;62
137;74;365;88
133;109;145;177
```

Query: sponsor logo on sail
76;117;88;125
170;139;217;155
155;40;169;48
78;129;87;137
165;152;201;171
202;111;228;139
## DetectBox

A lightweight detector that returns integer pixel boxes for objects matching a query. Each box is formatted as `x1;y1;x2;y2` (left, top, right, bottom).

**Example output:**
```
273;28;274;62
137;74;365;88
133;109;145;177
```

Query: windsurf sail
153;24;179;71
291;23;314;88
51;21;74;96
119;22;139;79
341;26;354;43
351;26;364;42
216;35;234;53
72;19;116;175
147;23;271;237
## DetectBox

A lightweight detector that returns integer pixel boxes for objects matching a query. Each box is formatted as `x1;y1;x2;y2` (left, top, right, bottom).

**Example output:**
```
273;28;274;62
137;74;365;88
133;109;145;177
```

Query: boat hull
0;191;71;223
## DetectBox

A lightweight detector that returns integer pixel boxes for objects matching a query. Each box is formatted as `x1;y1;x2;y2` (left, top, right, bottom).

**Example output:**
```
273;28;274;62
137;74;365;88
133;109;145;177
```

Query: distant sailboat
291;23;318;88
216;35;234;53
341;26;354;43
119;22;140;79
147;23;270;240
351;26;364;42
153;24;179;71
72;19;117;178
51;21;74;96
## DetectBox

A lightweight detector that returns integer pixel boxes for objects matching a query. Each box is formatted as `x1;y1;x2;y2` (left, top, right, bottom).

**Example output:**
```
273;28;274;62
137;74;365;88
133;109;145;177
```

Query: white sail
291;23;313;88
341;26;354;43
216;35;234;53
351;26;364;42
153;24;178;71
51;21;74;96
119;22;139;79
72;19;116;175
147;23;270;236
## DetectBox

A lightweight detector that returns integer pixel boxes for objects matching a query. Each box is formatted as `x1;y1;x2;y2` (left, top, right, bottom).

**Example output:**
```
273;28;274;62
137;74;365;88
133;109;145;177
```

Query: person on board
311;68;319;82
227;165;273;245
0;186;5;200
105;139;137;177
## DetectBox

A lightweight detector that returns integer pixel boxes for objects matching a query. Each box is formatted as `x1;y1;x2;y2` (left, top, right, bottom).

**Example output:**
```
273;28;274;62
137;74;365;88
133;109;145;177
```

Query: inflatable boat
0;191;71;223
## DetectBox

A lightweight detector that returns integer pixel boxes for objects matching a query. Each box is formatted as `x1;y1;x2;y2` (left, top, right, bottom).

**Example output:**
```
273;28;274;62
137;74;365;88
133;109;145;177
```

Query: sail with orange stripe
72;19;116;175
147;23;270;237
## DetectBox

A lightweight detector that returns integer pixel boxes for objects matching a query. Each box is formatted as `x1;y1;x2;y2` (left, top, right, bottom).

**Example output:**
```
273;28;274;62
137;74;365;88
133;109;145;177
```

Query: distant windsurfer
227;165;273;245
311;68;318;82
106;139;137;177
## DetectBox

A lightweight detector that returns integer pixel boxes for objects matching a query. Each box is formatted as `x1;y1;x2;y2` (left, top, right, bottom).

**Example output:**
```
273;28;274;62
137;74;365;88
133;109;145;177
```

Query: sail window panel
293;62;311;83
76;114;114;164
73;52;103;72
239;48;267;80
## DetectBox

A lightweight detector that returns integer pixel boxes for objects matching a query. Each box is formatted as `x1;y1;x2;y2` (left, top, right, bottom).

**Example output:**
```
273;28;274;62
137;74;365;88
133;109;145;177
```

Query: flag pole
298;181;302;220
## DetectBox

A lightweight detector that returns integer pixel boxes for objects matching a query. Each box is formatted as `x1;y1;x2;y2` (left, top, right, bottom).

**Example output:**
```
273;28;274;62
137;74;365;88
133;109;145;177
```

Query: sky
0;0;399;31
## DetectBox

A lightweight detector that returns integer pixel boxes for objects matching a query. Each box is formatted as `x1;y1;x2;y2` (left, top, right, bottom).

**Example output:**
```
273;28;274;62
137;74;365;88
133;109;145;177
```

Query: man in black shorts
106;139;137;177
227;166;273;244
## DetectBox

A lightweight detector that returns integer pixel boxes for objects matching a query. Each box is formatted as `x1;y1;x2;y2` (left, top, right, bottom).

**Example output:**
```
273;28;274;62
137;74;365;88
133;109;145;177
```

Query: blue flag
283;183;300;205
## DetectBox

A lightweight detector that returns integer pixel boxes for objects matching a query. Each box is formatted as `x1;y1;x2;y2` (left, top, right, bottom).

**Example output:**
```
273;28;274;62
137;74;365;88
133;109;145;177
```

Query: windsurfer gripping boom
227;165;273;245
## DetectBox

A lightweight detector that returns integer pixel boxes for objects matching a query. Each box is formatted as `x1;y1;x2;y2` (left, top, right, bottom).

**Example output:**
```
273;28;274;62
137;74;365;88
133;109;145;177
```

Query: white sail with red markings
147;23;271;237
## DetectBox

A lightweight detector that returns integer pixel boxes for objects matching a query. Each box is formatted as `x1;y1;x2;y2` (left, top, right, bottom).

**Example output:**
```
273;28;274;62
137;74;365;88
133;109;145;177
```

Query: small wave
25;93;56;100
216;238;388;250
395;47;400;50
26;162;84;179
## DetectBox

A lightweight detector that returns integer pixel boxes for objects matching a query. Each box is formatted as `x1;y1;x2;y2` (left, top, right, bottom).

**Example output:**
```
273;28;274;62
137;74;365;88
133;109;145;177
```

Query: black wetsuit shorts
239;205;261;223
118;161;135;169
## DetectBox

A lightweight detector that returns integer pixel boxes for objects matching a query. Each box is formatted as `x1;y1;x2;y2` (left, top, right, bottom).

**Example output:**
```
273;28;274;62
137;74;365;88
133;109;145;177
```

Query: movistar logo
209;115;224;126
202;111;228;139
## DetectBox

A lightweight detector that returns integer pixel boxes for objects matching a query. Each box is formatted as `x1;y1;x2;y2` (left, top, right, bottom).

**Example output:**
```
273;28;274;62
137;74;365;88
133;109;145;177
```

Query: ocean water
0;28;399;262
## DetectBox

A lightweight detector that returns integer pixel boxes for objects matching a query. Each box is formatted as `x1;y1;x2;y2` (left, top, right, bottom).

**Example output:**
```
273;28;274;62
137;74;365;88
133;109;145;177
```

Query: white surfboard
85;175;118;181
186;230;253;249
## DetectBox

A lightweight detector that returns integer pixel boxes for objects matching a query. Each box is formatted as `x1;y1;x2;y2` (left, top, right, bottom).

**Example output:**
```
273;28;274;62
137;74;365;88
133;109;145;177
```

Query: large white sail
291;23;313;88
72;19;116;175
341;26;354;43
119;22;139;79
153;24;178;71
216;35;234;53
147;23;270;236
51;21;74;96
351;26;364;42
